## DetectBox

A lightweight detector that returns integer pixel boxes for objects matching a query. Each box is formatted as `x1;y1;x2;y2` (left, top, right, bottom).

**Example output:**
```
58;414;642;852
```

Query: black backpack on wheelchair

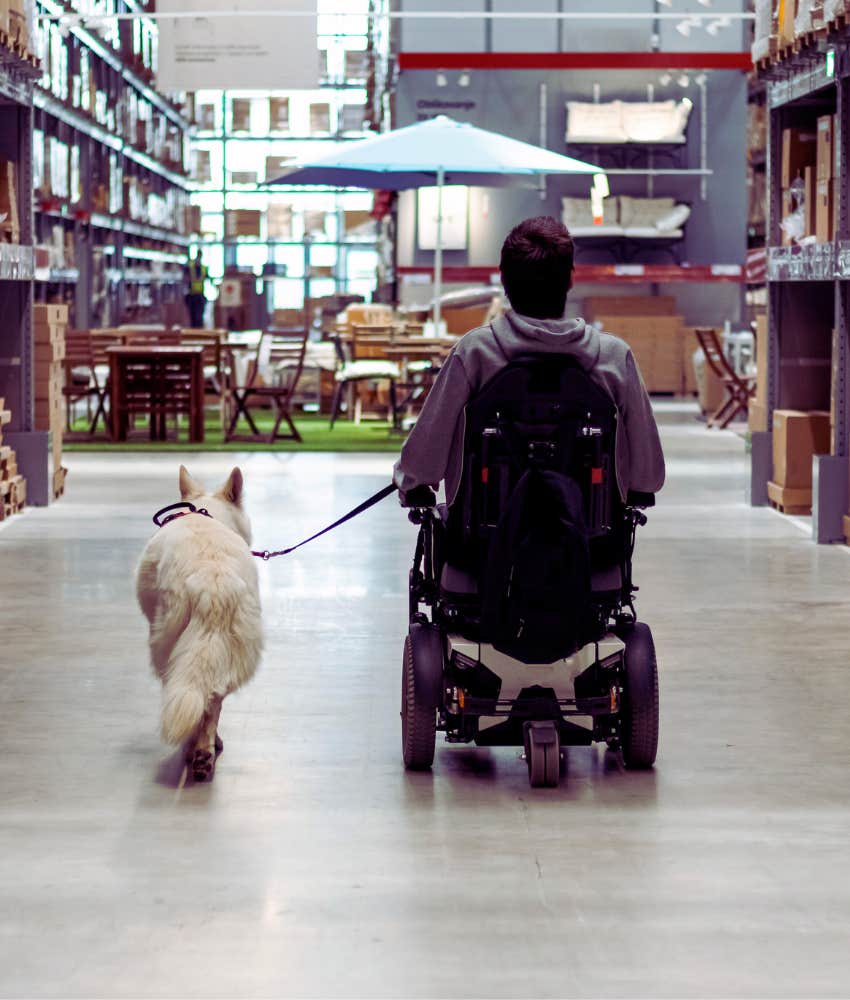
402;355;659;788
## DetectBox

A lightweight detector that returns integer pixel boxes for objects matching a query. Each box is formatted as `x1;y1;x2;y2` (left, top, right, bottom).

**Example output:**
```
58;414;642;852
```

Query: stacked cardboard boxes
33;303;68;499
582;296;694;395
815;114;837;242
768;409;831;512
0;398;26;520
0;159;19;243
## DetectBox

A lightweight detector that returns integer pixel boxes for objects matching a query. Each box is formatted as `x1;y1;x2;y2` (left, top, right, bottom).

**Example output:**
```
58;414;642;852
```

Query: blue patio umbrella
273;115;601;329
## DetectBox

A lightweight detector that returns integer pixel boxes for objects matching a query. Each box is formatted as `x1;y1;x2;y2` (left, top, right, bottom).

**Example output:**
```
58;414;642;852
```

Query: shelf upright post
813;70;850;542
749;92;784;506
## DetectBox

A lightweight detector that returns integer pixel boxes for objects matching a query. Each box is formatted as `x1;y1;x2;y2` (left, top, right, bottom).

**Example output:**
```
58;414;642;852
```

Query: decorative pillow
654;204;692;232
621;100;692;143
561;195;618;228
565;101;627;144
618;196;675;227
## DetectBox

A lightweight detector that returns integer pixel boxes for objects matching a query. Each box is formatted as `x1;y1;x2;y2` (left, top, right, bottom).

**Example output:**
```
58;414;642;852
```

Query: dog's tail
159;613;223;746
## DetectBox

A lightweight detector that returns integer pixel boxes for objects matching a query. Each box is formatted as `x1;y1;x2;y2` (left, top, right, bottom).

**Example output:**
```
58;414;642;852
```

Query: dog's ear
179;465;204;500
218;467;244;506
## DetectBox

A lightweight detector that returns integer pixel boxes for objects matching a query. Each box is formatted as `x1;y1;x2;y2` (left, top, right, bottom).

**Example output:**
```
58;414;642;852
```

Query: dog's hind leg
190;693;224;782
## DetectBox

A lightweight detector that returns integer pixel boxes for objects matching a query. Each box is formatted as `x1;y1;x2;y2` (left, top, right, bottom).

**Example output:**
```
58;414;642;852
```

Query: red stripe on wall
397;265;745;284
397;51;753;72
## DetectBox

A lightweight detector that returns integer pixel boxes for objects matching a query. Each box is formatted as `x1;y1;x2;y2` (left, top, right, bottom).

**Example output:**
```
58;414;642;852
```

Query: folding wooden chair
695;327;756;429
62;330;109;436
329;323;401;430
224;329;308;443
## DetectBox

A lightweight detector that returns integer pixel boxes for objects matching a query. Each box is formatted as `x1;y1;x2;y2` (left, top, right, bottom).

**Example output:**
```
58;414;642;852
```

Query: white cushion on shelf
654;203;692;232
621;100;692;143
565;101;627;143
618;196;676;228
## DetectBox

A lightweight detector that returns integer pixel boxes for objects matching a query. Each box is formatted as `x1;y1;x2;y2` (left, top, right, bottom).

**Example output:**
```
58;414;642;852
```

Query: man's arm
393;351;473;495
622;350;666;494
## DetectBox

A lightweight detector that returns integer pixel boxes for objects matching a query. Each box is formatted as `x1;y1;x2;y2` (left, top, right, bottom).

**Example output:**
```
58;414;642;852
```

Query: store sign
157;0;319;92
415;98;478;122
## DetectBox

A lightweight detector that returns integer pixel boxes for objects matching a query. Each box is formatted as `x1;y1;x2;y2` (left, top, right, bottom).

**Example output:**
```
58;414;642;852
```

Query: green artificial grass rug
63;411;406;453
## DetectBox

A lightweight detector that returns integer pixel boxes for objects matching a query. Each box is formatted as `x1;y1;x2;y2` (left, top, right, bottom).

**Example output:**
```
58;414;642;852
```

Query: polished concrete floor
2;403;850;999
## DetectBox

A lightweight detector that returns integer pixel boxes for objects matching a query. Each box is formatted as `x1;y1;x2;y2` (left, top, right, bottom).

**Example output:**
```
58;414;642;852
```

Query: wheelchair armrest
400;485;437;509
626;490;655;509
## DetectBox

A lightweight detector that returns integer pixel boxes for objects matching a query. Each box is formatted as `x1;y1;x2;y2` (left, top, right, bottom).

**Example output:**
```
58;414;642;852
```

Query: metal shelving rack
31;0;193;328
0;33;46;503
750;35;850;543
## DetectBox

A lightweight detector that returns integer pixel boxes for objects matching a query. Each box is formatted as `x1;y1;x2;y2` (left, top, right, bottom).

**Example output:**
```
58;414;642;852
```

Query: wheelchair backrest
448;355;621;568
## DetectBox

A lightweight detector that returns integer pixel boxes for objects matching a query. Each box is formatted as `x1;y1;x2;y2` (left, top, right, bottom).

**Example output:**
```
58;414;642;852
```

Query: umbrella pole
433;165;444;336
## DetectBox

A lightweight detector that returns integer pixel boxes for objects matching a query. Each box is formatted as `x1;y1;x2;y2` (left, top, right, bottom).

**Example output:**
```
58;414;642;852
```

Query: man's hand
399;485;437;508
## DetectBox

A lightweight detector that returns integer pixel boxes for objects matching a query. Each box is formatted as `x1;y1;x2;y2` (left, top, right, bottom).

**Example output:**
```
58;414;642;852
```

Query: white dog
136;466;263;781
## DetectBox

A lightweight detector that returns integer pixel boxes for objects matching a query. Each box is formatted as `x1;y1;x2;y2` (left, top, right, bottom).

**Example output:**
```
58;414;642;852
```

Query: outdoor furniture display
224;329;309;443
694;327;756;428
63;331;110;436
329;324;401;429
107;345;205;442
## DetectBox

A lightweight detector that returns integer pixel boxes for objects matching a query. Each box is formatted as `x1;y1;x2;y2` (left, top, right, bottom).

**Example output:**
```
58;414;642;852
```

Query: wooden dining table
107;345;205;443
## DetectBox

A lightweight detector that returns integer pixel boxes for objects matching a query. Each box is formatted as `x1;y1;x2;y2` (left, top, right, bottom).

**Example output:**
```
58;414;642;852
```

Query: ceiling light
659;72;672;86
693;74;707;87
675;18;693;37
436;71;447;88
657;0;673;6
677;73;690;87
697;0;713;6
458;71;471;87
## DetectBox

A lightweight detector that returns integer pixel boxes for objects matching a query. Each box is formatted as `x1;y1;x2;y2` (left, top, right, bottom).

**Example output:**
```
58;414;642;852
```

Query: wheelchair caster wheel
524;722;560;788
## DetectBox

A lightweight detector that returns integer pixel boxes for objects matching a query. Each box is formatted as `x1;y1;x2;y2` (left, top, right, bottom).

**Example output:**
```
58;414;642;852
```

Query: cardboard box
267;203;293;238
748;399;768;433
803;166;816;238
782;127;818;186
815;177;834;242
0;159;19;243
229;171;258;186
779;0;796;44
592;314;686;395
343;209;374;233
269;98;290;131
582;296;676;321
443;304;490;336
231;98;252;132
817;115;834;180
309;103;331;132
772;409;831;488
224;210;262;238
33;303;68;325
782;188;795;245
265;156;294;182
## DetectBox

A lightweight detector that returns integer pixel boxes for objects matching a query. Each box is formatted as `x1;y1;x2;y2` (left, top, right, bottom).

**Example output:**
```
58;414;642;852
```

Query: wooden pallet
53;465;67;499
767;480;812;515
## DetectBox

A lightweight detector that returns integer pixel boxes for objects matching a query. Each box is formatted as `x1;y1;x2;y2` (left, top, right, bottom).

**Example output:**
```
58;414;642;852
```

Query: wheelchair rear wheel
619;622;659;769
401;633;437;770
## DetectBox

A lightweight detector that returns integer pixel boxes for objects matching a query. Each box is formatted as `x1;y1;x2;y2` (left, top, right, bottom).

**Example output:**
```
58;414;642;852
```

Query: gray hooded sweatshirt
393;310;665;504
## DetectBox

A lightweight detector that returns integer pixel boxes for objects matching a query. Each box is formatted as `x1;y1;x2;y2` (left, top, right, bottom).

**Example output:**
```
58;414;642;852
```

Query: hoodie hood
500;310;601;366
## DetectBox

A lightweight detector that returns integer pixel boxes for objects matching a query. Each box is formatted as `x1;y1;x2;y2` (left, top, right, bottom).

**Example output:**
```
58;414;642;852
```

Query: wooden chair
224;329;308;443
329;323;401;429
695;327;756;428
62;331;109;436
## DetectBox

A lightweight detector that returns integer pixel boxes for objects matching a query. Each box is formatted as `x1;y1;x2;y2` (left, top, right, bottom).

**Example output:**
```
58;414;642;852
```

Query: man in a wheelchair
393;216;666;788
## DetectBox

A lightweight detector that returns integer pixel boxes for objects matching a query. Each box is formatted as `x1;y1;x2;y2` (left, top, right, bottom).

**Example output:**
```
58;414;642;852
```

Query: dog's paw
191;749;215;782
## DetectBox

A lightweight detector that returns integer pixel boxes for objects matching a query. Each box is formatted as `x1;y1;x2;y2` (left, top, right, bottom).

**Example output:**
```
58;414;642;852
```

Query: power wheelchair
401;355;659;788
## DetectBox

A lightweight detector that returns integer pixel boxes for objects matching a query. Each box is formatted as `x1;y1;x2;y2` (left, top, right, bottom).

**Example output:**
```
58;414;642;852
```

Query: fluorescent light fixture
677;73;690;87
675;18;693;36
458;71;471;87
657;0;673;6
659;72;672;86
697;0;713;6
436;71;447;87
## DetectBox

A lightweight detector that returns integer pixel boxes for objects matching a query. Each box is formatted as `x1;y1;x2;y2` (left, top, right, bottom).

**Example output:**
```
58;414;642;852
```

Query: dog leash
151;484;398;561
252;482;398;560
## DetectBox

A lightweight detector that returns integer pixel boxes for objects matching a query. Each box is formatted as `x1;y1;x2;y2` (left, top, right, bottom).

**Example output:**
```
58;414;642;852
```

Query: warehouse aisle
2;405;850;999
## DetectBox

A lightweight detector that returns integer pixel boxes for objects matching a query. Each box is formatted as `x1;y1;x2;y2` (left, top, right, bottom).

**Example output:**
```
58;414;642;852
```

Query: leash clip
261;550;271;561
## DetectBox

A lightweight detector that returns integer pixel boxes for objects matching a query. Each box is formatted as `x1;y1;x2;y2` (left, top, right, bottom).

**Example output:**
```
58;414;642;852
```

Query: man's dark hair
499;216;575;319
